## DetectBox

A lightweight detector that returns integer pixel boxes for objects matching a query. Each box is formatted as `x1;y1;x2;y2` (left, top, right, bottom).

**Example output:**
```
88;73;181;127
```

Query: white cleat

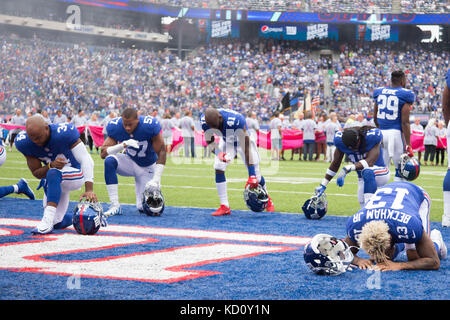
104;204;122;217
32;210;55;235
430;229;447;260
442;215;450;228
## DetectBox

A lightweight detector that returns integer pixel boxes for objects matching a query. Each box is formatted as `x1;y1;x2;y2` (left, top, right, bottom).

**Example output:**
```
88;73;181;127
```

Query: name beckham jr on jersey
352;209;412;225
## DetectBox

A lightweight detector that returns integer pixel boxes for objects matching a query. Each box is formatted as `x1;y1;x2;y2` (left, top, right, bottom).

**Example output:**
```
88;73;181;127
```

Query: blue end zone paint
0;197;448;300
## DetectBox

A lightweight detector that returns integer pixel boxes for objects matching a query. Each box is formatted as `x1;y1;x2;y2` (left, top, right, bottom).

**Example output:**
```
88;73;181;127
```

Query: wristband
359;160;369;169
326;169;337;177
321;178;330;186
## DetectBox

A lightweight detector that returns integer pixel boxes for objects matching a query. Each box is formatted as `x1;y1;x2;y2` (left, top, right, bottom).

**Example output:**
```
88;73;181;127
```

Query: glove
336;165;355;187
405;145;414;157
218;152;232;163
246;175;258;189
145;180;160;191
123;139;139;149
314;184;327;197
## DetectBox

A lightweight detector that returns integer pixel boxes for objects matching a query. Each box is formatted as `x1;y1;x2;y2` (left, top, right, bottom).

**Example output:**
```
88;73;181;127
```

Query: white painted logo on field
0;218;308;283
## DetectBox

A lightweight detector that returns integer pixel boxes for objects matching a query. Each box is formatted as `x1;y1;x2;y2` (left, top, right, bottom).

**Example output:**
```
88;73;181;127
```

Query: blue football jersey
446;69;450;89
373;86;415;130
201;108;247;146
15;123;81;168
334;128;385;177
106;116;161;167
346;182;427;245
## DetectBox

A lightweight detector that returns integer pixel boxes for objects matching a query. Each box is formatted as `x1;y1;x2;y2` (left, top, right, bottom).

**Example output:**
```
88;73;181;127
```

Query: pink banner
437;136;447;149
0;124;25;130
411;130;425;152
87;126;105;147
258;129;304;150
315;130;326;143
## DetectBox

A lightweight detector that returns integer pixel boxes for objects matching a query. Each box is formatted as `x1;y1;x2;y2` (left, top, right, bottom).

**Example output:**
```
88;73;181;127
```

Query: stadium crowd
148;0;449;13
1;33;447;124
0;31;448;165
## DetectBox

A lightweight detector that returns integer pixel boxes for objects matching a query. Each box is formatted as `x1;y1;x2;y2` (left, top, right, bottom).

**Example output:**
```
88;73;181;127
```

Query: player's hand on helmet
405;145;414;157
123;139;139;149
314;184;327;197
145;180;160;192
79;190;98;203
218;152;232;163
336;164;354;187
246;175;258;189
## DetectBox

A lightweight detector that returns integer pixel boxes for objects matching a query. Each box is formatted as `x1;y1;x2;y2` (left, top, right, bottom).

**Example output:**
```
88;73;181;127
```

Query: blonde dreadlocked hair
358;220;391;263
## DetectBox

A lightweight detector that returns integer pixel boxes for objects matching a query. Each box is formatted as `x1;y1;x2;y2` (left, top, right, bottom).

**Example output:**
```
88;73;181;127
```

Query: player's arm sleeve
71;141;94;183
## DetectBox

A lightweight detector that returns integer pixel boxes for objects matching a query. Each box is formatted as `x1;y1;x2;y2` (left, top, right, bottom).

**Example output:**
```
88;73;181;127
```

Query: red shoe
266;196;275;212
212;205;231;216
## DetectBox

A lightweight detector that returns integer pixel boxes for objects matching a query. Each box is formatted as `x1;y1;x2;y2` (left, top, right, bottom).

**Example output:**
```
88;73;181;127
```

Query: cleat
17;178;35;200
32;209;55;235
212;205;231;216
430;229;447;260
104;204;122;217
442;215;450;227
266;196;275;212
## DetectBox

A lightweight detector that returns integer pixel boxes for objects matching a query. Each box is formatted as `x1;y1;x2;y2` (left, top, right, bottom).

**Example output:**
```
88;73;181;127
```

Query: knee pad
362;169;377;194
46;168;62;204
104;156;119;185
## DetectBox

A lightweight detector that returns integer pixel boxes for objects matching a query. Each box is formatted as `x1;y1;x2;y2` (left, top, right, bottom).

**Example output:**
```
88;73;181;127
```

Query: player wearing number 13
344;181;447;271
100;108;166;216
373;70;415;181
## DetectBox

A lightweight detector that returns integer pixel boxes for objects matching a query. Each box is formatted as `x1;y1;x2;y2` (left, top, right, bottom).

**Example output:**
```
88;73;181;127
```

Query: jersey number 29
377;95;399;120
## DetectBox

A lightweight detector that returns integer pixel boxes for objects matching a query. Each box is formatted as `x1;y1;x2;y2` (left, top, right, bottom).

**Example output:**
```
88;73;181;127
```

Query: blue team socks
0;185;14;198
104;156;119;185
215;171;226;183
443;169;450;192
46;169;62;204
362;169;377;194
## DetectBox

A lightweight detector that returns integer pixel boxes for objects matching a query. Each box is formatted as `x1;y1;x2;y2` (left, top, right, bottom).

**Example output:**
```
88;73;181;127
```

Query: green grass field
1;145;447;222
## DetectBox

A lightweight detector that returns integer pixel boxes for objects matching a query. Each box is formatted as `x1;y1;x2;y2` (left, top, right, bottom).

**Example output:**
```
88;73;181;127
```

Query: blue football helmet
302;193;327;219
398;153;420;181
142;186;165;216
243;184;269;212
303;234;354;276
72;201;107;235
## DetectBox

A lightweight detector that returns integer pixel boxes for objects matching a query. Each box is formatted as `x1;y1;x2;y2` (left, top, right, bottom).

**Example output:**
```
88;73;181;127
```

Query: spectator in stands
300;111;317;161
53;109;67;124
161;112;175;155
410;117;424;163
423;118;439;166
72;110;87;144
315;114;327;161
86;113;101;154
325;113;341;162
181;110;196;158
436;120;446;166
291;112;304;161
8;109;26;152
269;111;283;160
